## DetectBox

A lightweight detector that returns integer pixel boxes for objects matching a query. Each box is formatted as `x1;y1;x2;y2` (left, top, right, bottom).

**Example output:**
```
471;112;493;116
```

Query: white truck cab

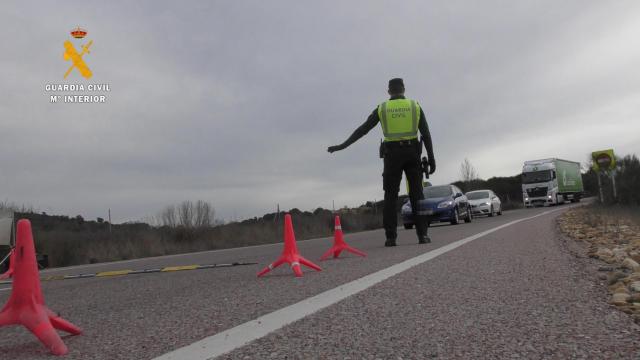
0;210;14;273
522;158;583;207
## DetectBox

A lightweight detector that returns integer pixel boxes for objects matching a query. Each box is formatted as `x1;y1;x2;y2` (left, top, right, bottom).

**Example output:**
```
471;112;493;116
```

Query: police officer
328;78;436;246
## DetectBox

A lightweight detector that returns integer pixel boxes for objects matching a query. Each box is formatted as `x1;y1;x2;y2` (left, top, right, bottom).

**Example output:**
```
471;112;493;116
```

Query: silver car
465;190;502;217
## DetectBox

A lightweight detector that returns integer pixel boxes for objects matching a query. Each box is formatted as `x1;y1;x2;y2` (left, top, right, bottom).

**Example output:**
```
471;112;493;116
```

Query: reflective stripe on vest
378;99;420;142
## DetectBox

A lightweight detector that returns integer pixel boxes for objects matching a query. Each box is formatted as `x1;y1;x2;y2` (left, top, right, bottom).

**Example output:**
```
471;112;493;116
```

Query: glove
429;158;436;174
327;145;343;153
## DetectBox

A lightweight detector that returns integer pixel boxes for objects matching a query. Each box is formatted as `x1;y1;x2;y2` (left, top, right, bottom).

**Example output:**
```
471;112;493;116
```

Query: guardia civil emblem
63;27;93;79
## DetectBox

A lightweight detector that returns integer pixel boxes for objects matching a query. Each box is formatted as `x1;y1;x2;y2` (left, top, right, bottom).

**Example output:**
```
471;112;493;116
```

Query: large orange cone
0;247;15;279
257;214;321;277
320;216;366;260
0;220;82;355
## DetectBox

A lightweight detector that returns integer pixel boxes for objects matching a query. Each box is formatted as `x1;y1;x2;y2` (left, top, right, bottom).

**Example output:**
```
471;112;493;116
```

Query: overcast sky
1;1;639;223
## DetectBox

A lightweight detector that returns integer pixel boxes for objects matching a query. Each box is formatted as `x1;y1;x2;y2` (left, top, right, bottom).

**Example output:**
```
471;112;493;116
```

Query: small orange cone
257;214;321;277
0;248;15;279
0;220;82;355
320;216;366;260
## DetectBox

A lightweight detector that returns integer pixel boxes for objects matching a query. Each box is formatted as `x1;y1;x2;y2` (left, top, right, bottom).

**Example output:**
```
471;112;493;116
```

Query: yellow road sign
591;149;616;171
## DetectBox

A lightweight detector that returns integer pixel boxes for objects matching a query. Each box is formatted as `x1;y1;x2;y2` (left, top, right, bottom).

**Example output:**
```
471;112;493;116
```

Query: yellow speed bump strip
97;270;133;277
0;262;257;285
162;265;199;272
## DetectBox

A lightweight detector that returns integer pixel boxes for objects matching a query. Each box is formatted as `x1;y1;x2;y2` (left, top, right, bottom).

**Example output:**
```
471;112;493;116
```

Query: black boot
385;238;397;247
418;235;431;244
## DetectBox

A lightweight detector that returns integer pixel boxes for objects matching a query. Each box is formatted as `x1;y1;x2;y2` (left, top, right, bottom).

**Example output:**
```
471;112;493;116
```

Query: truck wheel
404;223;413;230
450;208;460;225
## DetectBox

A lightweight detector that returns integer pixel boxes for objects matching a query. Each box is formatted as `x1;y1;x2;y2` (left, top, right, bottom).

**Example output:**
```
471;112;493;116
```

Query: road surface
1;205;639;359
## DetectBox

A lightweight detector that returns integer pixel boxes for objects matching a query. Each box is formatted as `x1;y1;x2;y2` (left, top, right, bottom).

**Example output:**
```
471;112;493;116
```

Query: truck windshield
424;186;453;198
522;170;553;184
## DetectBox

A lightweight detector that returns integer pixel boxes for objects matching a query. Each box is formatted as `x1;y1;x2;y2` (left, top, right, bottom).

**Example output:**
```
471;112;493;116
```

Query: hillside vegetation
13;207;382;267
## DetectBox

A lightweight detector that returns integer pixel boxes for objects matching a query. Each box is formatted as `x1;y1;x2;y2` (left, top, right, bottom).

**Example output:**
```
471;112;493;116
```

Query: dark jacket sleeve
338;108;380;149
418;108;435;162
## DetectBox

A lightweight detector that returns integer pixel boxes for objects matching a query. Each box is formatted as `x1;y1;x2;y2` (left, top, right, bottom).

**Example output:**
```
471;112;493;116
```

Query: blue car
401;184;473;228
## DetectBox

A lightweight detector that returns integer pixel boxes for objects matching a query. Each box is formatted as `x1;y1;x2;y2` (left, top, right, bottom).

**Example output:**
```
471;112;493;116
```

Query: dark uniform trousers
382;140;428;240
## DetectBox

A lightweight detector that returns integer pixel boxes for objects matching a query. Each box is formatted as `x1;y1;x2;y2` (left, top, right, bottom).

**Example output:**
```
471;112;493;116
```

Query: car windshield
466;191;490;200
424;186;453;198
522;170;553;184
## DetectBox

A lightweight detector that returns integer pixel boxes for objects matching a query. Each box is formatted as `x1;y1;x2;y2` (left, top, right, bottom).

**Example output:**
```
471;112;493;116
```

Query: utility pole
108;208;112;236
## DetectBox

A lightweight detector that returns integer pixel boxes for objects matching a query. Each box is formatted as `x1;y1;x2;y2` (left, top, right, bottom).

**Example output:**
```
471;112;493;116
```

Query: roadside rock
595;248;613;259
613;286;630;295
629;281;640;293
607;272;626;285
613;248;628;261
622;258;640;271
611;293;631;305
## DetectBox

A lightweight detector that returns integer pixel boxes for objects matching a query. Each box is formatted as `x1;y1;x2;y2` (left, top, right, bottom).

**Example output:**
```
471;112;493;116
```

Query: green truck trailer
522;158;584;207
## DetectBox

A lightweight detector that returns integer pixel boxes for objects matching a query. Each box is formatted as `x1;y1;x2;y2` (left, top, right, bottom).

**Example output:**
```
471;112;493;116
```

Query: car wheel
404;223;413;230
489;205;494;217
450;208;460;225
464;206;473;223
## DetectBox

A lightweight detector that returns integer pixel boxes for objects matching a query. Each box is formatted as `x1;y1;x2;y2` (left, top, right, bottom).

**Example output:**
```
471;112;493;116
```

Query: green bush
615;155;640;205
583;154;639;206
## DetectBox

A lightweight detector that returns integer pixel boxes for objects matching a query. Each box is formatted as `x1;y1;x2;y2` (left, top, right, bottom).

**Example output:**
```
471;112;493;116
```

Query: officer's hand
327;145;342;153
429;159;436;174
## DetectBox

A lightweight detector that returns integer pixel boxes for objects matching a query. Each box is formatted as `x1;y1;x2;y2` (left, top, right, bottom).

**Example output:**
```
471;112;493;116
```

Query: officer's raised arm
327;110;379;153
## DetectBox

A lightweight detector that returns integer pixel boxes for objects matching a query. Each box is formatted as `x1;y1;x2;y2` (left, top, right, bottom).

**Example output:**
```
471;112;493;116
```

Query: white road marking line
153;207;565;360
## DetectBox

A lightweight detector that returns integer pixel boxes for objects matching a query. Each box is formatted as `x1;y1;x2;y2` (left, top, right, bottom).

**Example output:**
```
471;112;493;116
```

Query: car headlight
525;197;529;201
437;200;454;208
548;195;552;199
482;202;491;206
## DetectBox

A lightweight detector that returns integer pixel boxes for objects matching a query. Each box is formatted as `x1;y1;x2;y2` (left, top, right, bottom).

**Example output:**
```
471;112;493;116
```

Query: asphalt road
1;204;639;359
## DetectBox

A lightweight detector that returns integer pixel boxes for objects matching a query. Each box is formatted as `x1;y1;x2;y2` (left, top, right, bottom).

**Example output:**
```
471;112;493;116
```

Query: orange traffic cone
320;216;366;260
0;247;15;279
257;214;321;277
0;220;82;355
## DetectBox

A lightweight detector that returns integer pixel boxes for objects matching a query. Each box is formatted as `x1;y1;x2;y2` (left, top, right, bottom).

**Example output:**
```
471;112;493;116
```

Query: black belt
384;139;419;148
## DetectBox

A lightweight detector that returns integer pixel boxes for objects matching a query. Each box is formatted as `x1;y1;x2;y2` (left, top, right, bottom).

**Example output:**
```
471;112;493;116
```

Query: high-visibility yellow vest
377;99;420;142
